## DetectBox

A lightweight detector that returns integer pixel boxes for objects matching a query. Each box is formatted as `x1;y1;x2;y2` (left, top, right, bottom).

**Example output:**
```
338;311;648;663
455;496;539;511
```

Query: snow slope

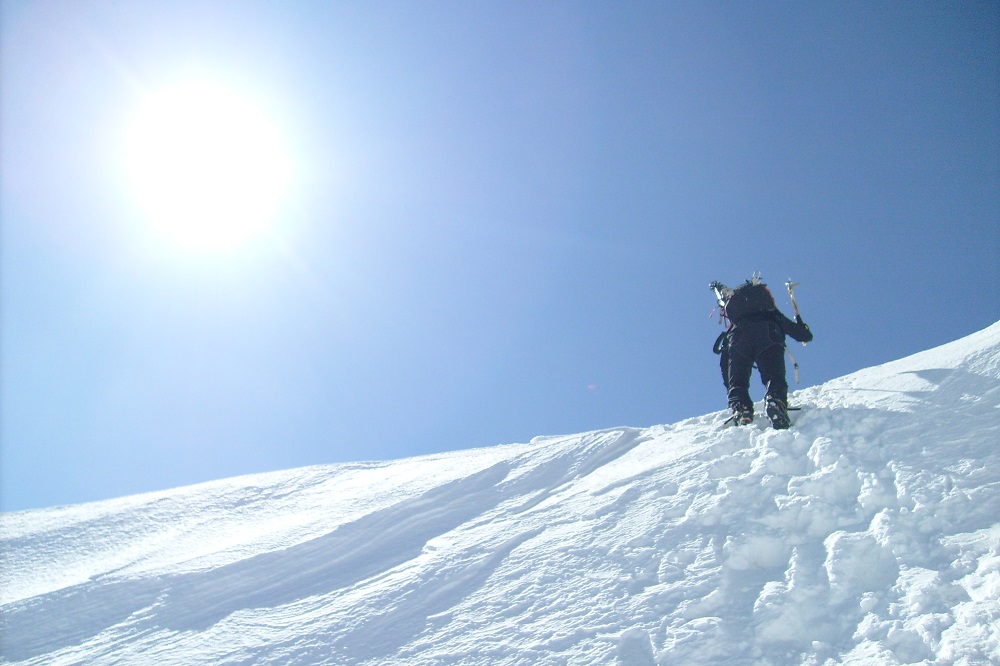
2;322;999;665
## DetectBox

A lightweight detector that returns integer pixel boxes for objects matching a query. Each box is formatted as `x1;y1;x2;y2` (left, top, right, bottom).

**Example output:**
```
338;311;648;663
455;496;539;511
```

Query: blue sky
2;1;997;512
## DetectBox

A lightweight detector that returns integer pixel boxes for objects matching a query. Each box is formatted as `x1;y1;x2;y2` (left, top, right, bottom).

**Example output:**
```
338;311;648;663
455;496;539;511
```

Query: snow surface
2;322;999;665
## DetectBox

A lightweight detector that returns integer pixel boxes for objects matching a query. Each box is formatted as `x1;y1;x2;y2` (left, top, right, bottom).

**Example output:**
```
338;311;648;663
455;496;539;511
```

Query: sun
124;81;294;253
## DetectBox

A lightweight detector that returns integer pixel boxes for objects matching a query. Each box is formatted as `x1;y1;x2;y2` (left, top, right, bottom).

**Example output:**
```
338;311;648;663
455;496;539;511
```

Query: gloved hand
795;315;805;325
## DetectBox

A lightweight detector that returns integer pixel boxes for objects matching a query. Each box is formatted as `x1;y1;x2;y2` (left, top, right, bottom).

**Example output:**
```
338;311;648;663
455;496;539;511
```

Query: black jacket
726;309;812;346
713;310;812;355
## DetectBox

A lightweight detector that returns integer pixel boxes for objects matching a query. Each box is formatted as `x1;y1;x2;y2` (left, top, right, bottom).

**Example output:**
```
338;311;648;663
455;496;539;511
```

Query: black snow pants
726;318;788;413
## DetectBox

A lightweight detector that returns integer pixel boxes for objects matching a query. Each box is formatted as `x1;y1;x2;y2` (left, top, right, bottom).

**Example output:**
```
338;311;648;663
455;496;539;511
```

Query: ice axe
785;280;802;317
785;280;808;348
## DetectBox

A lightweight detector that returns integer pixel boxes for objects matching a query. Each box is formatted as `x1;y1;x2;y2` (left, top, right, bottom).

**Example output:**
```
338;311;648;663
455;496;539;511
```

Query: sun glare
124;81;294;252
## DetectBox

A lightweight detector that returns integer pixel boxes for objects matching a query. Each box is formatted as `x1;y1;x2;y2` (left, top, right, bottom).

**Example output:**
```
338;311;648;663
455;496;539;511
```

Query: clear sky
2;1;998;512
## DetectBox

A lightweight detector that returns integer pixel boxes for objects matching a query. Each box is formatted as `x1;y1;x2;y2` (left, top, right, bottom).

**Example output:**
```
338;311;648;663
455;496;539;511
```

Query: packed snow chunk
848;566;971;664
856;470;901;514
807;437;840;469
615;628;655;665
723;535;790;571
824;530;900;601
935;525;1000;664
790;456;863;508
753;547;839;647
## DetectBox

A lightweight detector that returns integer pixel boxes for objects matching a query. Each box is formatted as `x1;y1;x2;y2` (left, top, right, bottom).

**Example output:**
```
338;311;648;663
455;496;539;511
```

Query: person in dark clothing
713;277;813;428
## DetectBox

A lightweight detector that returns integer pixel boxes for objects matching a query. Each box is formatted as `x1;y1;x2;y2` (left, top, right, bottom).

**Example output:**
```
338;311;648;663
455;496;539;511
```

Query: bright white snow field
2;322;999;665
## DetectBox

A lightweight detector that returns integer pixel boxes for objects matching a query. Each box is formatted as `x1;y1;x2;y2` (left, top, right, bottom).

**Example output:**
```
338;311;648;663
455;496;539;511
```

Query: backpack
725;282;776;322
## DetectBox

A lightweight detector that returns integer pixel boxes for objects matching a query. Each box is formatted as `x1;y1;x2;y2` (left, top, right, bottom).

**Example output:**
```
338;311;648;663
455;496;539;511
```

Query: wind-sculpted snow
2;322;999;665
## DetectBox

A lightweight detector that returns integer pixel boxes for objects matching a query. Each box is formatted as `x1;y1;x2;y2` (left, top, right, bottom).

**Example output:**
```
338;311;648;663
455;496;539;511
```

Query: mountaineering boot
765;397;790;430
733;405;754;426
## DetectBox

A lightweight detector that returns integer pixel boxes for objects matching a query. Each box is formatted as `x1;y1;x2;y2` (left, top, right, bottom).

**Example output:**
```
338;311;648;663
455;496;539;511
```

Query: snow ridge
2;322;999;665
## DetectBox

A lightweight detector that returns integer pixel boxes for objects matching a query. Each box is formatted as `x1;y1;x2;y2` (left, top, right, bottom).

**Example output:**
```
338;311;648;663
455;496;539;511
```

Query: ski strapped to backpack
709;280;732;323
